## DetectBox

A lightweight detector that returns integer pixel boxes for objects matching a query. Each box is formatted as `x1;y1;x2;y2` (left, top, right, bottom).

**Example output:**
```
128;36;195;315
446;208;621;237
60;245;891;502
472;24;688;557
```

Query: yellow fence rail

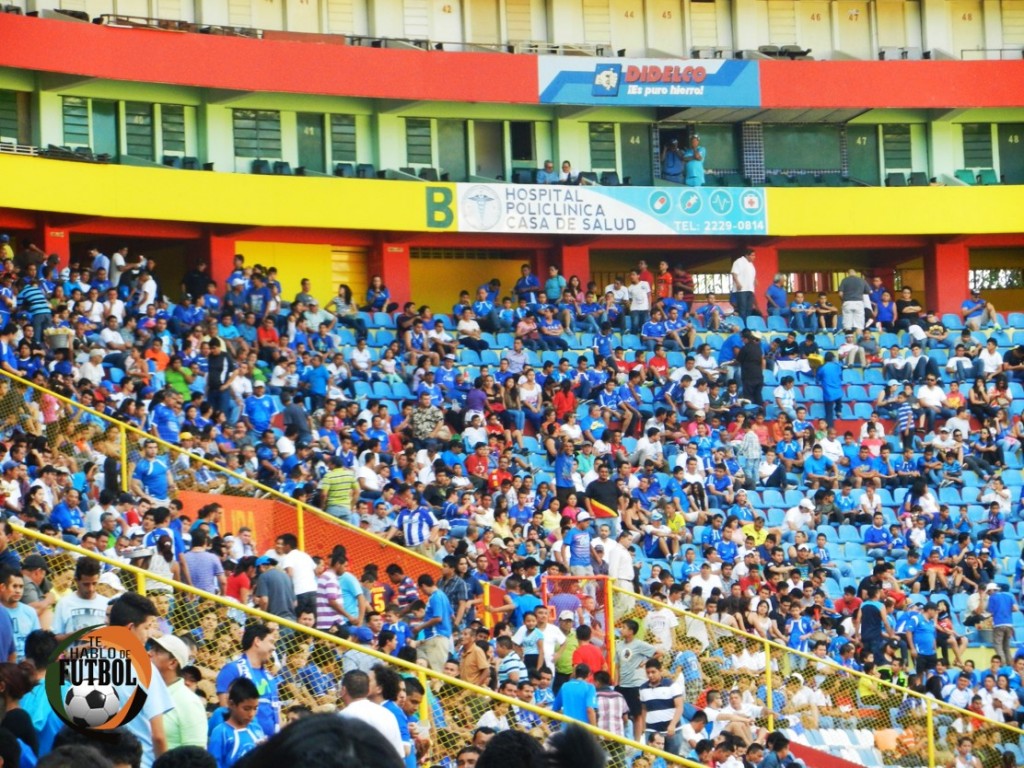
0;369;443;584
612;585;1024;768
11;524;698;768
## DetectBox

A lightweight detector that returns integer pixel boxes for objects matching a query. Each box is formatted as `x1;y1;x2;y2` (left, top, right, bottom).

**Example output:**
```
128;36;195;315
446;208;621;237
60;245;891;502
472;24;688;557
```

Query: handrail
613;586;1024;738
0;370;440;571
12;524;698;767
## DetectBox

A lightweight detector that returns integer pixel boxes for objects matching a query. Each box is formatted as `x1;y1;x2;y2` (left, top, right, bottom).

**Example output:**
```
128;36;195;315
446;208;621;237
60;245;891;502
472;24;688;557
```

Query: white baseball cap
151;634;190;668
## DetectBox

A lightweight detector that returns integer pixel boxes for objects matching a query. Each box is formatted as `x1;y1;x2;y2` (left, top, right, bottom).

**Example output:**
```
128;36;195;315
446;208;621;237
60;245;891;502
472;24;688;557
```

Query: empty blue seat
839;524;861;543
939;486;962;505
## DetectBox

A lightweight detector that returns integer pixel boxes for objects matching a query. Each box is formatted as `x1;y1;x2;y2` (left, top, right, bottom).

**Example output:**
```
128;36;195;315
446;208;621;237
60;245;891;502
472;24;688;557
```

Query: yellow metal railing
12;524;699;767
613;586;1024;767
0;369;440;577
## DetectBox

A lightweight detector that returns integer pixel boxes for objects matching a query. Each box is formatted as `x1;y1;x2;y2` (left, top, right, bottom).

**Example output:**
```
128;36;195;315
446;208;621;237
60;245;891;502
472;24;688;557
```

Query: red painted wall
3;15;1024;107
759;60;1024;108
0;15;538;104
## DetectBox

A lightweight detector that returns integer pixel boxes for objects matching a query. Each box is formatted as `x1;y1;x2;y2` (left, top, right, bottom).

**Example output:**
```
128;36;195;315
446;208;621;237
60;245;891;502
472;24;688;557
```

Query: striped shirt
397;506;436;547
639;678;682;733
596;688;628;736
320;467;358;509
315;570;341;630
497;650;528;684
18;284;50;318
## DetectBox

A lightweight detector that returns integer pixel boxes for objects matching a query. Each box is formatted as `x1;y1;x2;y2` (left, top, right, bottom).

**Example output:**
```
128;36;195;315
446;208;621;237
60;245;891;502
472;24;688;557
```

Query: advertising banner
538;57;760;106
453;183;767;236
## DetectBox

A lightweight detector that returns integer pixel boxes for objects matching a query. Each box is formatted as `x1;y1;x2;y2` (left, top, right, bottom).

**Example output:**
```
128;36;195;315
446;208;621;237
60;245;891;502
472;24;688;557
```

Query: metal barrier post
120;424;129;492
482;583;493;630
296;501;306;551
926;698;935;768
764;639;774;731
605;575;617;679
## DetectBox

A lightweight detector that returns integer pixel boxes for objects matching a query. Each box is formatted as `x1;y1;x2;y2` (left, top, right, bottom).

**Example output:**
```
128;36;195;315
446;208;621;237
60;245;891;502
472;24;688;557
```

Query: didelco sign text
624;65;707;84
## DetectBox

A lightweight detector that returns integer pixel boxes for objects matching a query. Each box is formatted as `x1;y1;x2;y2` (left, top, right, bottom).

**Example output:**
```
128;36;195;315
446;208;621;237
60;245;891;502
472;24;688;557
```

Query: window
588;122;616;169
0;91;18;143
882;124;911;169
232;109;282;158
405;119;432;165
162;105;186;154
124;102;154;160
692;273;732;295
62;96;90;148
962;123;993;167
510;122;535;162
330;114;357;162
969;268;1024;290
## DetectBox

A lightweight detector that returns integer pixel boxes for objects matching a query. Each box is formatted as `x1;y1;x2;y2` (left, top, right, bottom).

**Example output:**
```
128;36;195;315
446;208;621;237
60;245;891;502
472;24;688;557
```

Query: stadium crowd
0;237;1021;767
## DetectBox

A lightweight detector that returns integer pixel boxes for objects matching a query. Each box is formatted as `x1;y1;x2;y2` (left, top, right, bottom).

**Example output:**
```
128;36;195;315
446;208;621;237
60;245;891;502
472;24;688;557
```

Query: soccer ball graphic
64;684;121;728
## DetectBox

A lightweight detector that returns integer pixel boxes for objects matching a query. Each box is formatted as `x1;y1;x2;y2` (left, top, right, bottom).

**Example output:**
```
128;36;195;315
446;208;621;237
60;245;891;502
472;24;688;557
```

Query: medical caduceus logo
461;185;502;230
44;625;151;732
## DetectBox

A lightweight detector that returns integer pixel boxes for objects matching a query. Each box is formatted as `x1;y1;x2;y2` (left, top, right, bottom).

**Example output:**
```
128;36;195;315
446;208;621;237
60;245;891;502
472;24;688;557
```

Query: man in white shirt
684;379;711;416
982;478;1013;514
977;339;1004;380
275;533;318;615
688;562;723;596
626;270;652;334
603;277;630;307
137;270;158;312
339;670;404;760
916;375;952;430
631;430;665;469
782;499;815;543
730;250;756;319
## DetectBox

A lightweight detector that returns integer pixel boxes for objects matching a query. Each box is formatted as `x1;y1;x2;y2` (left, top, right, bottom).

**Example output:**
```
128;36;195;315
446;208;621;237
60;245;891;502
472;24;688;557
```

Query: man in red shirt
464;442;491;490
487;455;513;493
833;586;863;617
571;623;606;682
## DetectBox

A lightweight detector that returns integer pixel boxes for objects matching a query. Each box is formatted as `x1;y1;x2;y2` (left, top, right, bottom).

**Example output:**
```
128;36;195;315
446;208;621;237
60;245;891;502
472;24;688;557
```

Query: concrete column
369;241;411;307
750;244;779;316
37;221;70;267
925;241;969;316
206;231;237;291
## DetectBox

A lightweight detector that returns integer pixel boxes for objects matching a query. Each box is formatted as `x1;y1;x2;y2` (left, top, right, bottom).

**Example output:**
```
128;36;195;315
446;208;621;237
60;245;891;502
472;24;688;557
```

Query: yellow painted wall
409;258;524;314
766;186;1024;236
235;241;335;304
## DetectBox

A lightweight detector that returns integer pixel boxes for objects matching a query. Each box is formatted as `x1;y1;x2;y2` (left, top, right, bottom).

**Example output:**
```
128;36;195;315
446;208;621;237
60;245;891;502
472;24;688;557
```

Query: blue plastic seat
372;312;396;328
838;524;861;543
816;526;838;542
939;486;962;505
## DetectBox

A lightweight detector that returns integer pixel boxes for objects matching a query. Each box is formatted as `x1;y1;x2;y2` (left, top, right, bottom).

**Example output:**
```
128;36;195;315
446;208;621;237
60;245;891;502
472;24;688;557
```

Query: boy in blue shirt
210;678;266;768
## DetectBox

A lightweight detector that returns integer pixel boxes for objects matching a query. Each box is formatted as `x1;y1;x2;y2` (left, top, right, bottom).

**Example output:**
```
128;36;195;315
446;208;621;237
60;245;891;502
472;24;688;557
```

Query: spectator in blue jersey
48;487;85;544
242;381;274;434
764;274;790;322
413;574;452;672
215;624;279;739
362;275;391;312
816;351;844;428
563;512;595;579
961;287;1001;331
150;390;183;444
132;439;176;506
513;263;541;306
209;677;264;768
